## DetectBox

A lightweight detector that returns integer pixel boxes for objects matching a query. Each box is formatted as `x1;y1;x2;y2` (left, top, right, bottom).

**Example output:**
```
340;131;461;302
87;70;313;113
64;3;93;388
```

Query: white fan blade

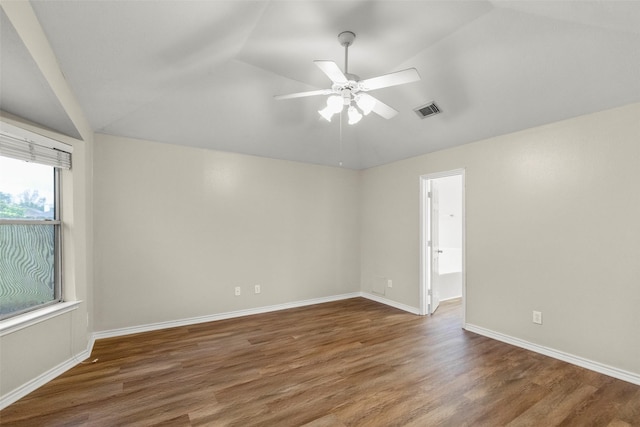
368;95;398;119
359;68;420;91
274;89;332;100
314;60;348;84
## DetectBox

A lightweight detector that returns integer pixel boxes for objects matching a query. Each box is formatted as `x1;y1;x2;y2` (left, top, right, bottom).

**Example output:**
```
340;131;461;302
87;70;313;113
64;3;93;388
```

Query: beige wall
360;103;640;375
0;116;93;402
0;0;94;405
93;134;360;331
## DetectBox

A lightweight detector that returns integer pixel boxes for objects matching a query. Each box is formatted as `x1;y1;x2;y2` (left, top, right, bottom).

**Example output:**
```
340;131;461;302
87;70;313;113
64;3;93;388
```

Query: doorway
420;170;465;318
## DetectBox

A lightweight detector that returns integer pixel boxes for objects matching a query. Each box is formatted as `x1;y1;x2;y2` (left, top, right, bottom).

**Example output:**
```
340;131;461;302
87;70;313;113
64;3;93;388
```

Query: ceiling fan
274;31;421;125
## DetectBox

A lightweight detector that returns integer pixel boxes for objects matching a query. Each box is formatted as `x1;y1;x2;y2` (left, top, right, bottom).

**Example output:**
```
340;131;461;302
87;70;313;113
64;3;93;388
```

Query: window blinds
0;129;72;169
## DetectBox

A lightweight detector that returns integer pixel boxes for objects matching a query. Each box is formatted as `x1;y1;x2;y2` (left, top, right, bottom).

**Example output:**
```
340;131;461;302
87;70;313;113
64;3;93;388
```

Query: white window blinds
0;124;72;169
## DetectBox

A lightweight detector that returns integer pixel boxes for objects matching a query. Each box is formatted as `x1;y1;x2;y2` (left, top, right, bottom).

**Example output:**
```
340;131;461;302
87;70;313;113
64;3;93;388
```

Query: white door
428;180;441;314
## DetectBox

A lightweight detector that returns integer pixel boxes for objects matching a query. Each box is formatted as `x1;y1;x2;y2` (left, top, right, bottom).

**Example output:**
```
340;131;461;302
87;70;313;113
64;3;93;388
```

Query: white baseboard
464;323;640;386
360;292;421;315
0;339;95;410
94;292;362;339
94;292;422;341
94;292;420;341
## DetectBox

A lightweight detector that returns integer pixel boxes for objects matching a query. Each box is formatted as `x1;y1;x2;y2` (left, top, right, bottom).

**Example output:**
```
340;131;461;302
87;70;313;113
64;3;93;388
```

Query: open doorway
420;170;465;319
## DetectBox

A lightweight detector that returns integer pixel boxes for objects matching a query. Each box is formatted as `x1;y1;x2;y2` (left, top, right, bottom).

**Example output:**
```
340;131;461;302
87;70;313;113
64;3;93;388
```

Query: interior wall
93;134;360;332
435;175;462;300
0;1;94;407
360;103;640;375
0;116;93;404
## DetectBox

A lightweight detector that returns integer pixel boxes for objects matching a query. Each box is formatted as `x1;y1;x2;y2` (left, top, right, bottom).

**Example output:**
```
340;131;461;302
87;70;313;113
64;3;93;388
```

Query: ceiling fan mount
337;30;356;48
274;31;421;124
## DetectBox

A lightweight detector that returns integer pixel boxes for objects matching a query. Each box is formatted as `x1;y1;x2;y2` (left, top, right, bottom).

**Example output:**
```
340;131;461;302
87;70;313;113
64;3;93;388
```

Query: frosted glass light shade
348;106;362;125
327;95;344;114
356;94;376;115
318;106;334;122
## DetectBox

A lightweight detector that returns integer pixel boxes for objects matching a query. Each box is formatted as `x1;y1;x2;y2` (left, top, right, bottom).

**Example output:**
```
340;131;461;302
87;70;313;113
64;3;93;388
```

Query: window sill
0;301;82;337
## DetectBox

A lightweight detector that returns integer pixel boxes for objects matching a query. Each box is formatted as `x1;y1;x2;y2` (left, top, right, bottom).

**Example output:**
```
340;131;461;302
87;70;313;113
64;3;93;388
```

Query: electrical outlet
532;310;542;325
387;279;393;288
254;284;261;294
234;286;241;296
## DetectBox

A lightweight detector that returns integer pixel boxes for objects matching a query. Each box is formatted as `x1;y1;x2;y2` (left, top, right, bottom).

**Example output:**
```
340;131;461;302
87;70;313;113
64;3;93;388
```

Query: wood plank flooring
2;298;639;426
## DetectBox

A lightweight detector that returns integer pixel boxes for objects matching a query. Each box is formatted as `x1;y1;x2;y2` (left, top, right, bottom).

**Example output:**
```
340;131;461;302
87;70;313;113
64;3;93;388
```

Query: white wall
0;1;93;408
435;175;462;300
93;134;360;331
436;175;462;254
361;103;640;376
0;114;94;409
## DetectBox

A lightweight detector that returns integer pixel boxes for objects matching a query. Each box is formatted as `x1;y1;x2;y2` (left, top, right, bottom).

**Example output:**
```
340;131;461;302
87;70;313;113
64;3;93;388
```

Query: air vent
414;102;441;119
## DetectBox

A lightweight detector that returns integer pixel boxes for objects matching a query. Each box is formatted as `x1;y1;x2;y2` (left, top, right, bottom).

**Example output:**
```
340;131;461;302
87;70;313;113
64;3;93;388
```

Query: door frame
419;169;466;321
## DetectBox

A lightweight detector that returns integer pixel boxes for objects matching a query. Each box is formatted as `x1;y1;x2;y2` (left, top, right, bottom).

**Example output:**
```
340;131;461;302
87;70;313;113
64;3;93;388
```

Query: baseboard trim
94;292;362;340
94;292;420;341
360;292;421;315
464;323;640;386
0;338;94;410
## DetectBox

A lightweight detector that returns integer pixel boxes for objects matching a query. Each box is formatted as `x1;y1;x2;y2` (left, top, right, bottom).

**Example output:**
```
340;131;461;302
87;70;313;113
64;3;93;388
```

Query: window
0;126;71;320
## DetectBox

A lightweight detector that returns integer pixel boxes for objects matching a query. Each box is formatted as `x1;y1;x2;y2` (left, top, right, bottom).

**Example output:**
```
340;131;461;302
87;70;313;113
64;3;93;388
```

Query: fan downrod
338;31;356;74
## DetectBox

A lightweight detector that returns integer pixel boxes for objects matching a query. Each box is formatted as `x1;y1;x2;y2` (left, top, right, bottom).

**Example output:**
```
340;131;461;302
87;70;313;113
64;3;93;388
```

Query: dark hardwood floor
2;298;639;426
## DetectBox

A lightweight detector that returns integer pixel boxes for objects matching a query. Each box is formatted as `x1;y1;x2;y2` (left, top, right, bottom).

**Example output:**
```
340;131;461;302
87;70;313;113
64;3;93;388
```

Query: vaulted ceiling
2;1;640;169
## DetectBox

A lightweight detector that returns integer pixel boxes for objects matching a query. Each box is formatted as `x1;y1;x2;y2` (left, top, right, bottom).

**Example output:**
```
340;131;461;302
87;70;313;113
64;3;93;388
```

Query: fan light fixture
319;93;373;123
318;95;345;121
316;32;374;125
355;94;375;115
347;106;362;125
274;31;421;125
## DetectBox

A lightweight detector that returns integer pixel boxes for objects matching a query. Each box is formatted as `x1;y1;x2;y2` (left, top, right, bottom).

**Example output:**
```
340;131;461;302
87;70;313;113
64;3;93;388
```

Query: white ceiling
2;1;640;169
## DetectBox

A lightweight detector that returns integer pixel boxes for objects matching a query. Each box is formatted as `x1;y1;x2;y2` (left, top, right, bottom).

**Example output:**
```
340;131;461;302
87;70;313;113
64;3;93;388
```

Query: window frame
0;163;63;320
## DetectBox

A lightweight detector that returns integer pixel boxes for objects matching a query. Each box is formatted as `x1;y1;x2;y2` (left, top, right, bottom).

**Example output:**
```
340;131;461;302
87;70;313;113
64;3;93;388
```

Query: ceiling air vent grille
414;102;441;119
